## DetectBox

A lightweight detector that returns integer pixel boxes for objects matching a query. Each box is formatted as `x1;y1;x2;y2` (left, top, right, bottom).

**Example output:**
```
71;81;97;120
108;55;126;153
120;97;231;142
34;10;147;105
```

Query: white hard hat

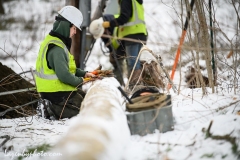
89;17;104;39
58;6;83;30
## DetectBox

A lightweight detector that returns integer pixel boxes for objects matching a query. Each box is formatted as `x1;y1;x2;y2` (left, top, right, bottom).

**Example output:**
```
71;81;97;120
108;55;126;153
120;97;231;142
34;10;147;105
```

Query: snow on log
49;77;131;160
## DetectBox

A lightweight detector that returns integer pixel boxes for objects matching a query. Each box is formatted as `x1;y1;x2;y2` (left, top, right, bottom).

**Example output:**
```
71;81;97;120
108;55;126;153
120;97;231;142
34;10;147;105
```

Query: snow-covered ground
0;0;239;160
0;85;239;160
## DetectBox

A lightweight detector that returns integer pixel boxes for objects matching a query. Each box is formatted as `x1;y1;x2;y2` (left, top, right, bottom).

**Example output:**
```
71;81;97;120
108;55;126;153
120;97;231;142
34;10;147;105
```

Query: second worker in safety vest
102;0;147;88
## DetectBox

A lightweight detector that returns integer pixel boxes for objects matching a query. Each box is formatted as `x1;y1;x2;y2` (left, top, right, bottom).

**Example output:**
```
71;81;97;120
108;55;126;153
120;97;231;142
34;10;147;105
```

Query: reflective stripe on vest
35;35;76;92
111;28;120;49
118;0;147;38
35;40;69;80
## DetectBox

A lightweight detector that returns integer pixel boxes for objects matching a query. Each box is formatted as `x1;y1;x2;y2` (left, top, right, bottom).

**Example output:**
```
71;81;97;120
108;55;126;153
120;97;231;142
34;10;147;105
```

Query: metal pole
80;27;87;69
79;0;91;69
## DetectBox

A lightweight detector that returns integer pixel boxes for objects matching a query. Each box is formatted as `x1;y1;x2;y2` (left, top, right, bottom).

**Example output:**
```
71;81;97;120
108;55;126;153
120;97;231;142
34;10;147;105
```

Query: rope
126;93;171;112
101;34;240;52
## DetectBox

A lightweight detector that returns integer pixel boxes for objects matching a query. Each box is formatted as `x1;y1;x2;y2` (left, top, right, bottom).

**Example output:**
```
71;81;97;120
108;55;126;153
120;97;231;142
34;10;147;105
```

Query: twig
101;34;240;52
0;99;39;117
0;135;32;148
0;46;25;74
0;87;36;96
177;100;239;126
147;140;196;147
206;120;213;138
0;135;11;147
204;120;238;154
232;100;240;113
231;0;240;27
0;126;12;128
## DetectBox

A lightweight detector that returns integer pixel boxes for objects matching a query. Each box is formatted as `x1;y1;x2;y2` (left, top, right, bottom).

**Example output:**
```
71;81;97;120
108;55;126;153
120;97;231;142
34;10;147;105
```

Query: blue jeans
125;43;142;73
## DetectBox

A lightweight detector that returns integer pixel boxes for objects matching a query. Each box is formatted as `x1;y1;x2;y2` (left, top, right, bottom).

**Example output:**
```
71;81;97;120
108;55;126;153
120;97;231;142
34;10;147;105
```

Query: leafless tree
0;0;4;14
195;0;214;93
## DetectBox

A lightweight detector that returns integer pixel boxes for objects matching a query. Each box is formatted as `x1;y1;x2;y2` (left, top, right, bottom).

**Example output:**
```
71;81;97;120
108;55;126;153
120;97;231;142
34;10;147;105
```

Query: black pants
42;89;85;119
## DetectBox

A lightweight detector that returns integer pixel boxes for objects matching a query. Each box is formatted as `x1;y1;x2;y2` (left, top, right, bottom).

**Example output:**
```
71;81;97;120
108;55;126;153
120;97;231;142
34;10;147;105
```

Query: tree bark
0;0;4;14
50;78;130;160
65;0;81;67
195;0;214;93
186;0;207;94
91;0;107;21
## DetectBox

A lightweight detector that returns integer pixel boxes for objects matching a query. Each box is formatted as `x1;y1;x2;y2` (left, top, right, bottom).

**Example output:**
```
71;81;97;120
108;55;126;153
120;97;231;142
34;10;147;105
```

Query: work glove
91;70;113;76
84;72;96;78
83;77;92;82
102;21;110;28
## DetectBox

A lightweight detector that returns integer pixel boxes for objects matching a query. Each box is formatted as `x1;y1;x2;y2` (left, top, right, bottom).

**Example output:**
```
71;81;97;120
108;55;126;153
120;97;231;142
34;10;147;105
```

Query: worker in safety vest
102;0;147;88
35;6;96;119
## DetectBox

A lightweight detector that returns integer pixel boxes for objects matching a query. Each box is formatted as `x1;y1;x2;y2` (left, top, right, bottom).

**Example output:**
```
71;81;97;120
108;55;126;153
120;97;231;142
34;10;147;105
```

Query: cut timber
49;77;130;160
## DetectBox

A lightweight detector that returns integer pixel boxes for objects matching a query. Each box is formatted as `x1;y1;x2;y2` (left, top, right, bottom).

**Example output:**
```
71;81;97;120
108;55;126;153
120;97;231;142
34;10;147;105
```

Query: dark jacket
109;0;147;45
41;16;86;103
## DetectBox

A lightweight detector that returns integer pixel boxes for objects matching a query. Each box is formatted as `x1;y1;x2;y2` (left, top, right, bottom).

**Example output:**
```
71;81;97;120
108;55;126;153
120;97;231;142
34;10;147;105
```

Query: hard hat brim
58;6;83;31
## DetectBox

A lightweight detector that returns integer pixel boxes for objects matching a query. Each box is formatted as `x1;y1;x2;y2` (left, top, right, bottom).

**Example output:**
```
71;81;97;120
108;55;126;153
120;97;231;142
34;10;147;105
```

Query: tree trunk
91;0;107;21
65;0;81;68
186;0;207;94
232;1;239;95
0;0;4;14
185;0;200;88
195;0;214;93
49;78;130;160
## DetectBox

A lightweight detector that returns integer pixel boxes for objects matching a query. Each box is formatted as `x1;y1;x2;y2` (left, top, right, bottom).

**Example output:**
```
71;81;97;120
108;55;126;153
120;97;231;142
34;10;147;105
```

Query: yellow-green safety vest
111;14;120;50
118;0;147;38
35;35;77;92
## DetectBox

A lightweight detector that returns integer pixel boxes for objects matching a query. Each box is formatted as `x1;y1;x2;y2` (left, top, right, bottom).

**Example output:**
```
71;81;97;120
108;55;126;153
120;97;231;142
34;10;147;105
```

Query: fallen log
49;77;130;160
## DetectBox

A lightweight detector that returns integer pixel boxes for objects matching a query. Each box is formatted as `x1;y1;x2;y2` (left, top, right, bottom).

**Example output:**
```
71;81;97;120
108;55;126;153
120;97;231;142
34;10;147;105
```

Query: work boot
36;99;56;120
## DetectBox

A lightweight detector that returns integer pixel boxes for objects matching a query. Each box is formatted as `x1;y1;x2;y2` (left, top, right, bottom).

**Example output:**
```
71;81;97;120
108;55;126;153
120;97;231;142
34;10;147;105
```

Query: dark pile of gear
126;85;173;136
122;47;175;136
